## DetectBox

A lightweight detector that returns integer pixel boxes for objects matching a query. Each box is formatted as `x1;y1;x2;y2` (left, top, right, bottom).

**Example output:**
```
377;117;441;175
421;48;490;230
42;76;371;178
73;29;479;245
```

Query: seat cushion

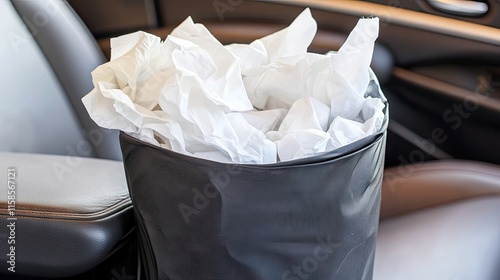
374;196;500;280
381;160;500;218
0;152;133;277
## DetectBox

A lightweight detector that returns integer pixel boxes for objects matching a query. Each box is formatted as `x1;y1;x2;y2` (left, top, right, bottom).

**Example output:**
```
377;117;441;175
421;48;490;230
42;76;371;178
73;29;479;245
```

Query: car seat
1;0;133;278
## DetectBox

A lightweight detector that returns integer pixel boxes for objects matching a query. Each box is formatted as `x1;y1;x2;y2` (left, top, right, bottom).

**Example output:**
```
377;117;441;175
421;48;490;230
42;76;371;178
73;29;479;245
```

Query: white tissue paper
82;8;385;164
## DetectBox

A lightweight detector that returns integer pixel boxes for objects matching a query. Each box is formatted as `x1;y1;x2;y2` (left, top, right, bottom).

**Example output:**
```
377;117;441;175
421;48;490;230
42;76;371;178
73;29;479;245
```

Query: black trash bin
120;75;388;280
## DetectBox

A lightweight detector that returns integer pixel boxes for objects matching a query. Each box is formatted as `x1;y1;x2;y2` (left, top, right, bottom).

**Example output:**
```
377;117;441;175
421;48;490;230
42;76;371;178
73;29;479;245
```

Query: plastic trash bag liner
120;69;388;279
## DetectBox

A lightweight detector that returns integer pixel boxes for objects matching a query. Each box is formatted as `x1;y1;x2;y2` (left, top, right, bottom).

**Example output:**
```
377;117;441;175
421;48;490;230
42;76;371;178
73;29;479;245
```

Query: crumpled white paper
82;8;385;164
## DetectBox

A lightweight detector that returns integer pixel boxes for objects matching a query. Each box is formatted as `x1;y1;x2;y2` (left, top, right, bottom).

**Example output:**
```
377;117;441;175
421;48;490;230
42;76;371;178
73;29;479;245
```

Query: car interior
1;0;500;279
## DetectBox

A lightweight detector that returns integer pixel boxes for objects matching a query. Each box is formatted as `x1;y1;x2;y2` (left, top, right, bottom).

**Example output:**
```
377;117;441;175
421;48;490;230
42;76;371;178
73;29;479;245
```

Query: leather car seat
0;0;133;277
1;0;499;279
375;160;500;280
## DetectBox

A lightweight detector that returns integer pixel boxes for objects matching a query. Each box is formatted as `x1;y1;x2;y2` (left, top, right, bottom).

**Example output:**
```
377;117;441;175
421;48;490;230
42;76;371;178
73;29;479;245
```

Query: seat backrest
1;0;121;160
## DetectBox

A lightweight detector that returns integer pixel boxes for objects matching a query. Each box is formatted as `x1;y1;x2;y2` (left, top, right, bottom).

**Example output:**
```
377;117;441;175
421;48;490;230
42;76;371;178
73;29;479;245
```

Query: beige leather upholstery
375;160;500;280
375;197;500;280
381;160;500;218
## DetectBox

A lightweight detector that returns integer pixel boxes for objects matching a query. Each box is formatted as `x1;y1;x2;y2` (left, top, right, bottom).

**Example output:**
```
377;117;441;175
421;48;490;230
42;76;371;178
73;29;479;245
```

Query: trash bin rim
120;127;386;170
